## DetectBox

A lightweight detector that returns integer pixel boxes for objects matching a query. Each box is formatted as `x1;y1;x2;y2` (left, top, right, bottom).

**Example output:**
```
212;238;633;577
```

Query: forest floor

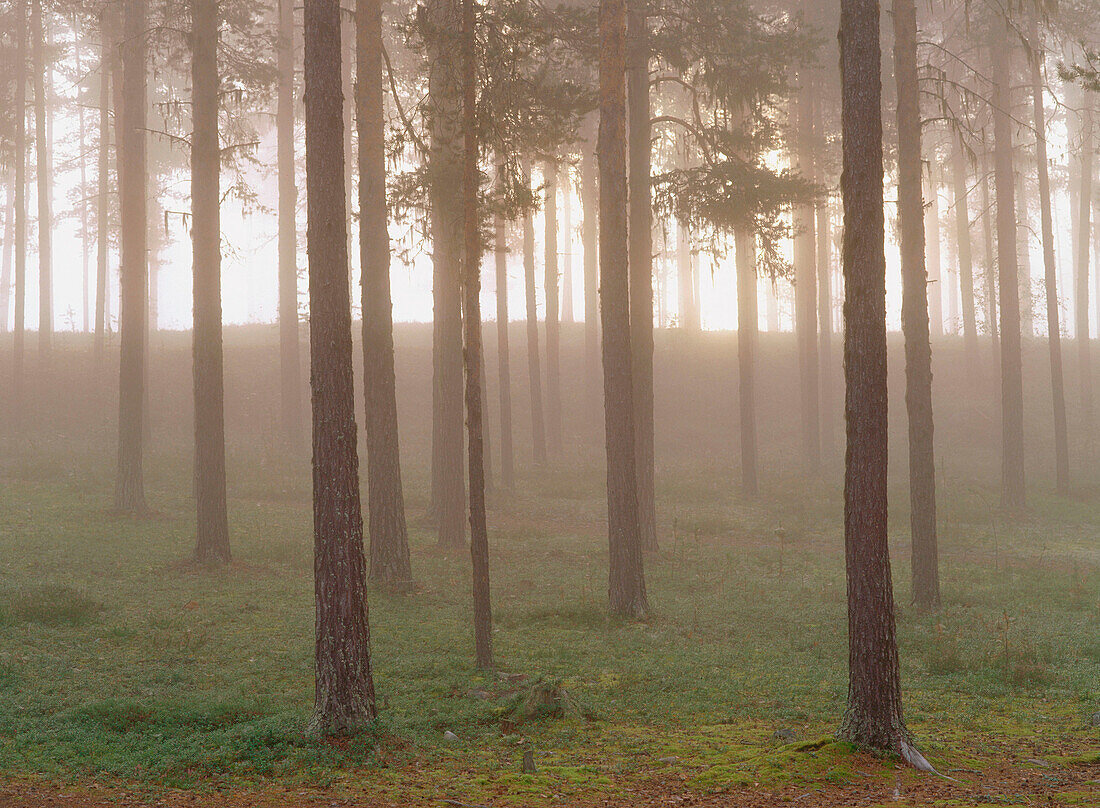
0;328;1097;806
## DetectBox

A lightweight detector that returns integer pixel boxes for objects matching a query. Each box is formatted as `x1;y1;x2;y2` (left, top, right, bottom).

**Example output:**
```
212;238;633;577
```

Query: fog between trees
0;0;1098;803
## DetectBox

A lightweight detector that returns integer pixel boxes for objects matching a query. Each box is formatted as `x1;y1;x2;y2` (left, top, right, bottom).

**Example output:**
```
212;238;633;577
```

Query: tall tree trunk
926;172;943;338
600;0;647;618
544;160;563;456
735;223;757;496
1029;13;1069;494
95;11;112;363
480;334;493;494
277;0;302;446
952;134;978;366
426;0;466;546
1075;103;1093;422
677;219;696;330
192;0;230;564
114;0;147;513
1017;168;1033;337
357;0;411;586
990;14;1026;510
494;170;515;490
691;244;701;326
815;93;835;459
893;0;939;611
148;222;159;337
838;0;926;767
627;0;657;550
793;75;820;473
304;0;376;734
581;123;600;417
342;11;355;300
981;133;998;359
562;169;574;324
75;27;89;333
523;165;547;467
1094;194;1100;352
31;0;51;360
1;184;12;334
12;0;26;421
461;0;492;669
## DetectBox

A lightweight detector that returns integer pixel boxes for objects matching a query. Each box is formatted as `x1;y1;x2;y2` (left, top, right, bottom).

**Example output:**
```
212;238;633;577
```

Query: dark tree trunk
1075;102;1093;422
31;0;51;361
522;164;547;467
95;11;112;364
191;0;230;565
815;93;835;459
303;0;376;734
357;0;412;586
426;0;466;547
461;0;492;669
494;170;515;490
12;0;26;422
1094;196;1100;352
600;0;647;618
951;134;979;367
1028;13;1069;494
76;29;89;332
981;134;998;361
677;220;697;330
114;0;147;514
837;0;927;768
627;0;656;551
544;160;563;456
735;222;757;496
1;185;11;335
926;172;943;338
562;170;574;324
342;10;354;299
793;76;820;474
277;0;303;447
1016;169;1033;338
990;14;1026;510
893;0;939;611
580;123;601;418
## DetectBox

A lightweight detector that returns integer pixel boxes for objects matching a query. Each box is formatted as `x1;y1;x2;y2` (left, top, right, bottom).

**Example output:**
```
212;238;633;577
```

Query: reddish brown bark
357;0;412;586
114;0;148;514
893;0;939;610
1028;12;1069;495
461;0;492;669
304;0;377;733
837;0;925;768
191;0;230;565
600;0;647;618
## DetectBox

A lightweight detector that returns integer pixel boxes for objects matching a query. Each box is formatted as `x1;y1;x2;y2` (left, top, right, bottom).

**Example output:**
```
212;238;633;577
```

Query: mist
0;0;1097;805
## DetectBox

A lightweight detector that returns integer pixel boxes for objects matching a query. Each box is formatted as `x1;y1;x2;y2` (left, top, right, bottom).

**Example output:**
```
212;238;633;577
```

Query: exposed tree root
899;739;957;781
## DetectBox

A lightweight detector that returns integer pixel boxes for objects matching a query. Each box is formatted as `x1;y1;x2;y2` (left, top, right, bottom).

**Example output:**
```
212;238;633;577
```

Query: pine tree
893;0;939;610
191;0;230;565
114;0;148;514
357;0;412;586
304;0;376;734
1028;10;1069;495
277;0;303;447
30;0;51;361
837;0;929;769
461;0;492;668
600;0;647;618
990;9;1026;510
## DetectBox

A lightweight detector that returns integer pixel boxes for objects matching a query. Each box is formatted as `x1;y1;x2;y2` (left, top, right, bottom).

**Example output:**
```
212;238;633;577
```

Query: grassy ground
0;326;1096;806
